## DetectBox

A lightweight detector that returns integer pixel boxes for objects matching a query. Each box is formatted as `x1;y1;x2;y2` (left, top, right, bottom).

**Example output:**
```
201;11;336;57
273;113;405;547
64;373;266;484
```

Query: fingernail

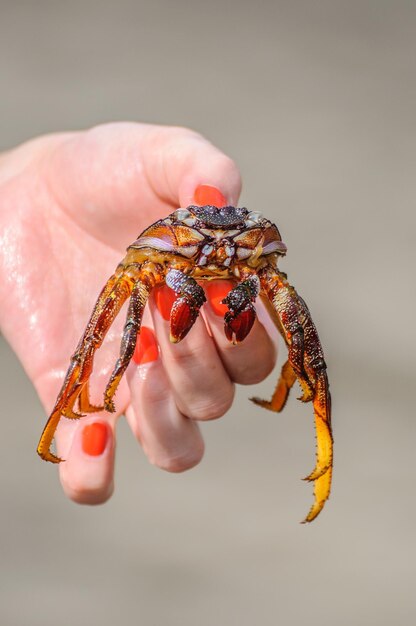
194;185;227;207
154;285;176;321
82;422;109;456
205;281;234;316
133;326;159;364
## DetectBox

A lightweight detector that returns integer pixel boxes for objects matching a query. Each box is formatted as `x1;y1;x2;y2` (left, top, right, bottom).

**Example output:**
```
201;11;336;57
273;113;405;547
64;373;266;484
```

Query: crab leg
78;380;103;414
304;369;332;523
165;269;206;342
251;359;297;413
37;271;133;463
255;267;333;523
61;269;121;416
104;280;150;412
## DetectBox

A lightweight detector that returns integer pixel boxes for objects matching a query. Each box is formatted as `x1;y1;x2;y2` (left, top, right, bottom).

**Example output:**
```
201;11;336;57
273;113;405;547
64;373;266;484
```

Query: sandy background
1;1;415;625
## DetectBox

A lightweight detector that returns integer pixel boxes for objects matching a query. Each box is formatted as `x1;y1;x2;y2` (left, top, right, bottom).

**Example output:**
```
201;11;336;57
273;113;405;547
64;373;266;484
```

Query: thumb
46;122;242;250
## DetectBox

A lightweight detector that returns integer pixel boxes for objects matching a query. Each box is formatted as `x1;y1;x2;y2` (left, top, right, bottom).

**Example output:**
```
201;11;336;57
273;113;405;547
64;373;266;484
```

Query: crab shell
129;205;287;277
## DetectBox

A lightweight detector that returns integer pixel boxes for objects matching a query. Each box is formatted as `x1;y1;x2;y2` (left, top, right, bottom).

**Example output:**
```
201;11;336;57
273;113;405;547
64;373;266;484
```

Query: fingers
34;369;120;504
150;288;235;420
44;281;276;499
203;281;277;384
55;415;116;505
46;123;242;249
125;336;204;473
125;284;276;474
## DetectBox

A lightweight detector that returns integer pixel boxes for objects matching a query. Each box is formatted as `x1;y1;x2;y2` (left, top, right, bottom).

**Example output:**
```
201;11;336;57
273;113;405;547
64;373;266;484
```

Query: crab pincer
222;275;260;344
165;269;207;342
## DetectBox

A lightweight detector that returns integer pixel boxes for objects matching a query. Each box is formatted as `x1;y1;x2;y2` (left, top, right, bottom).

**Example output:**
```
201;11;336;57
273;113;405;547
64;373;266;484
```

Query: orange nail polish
154;284;176;321
205;281;234;316
82;422;108;456
194;185;227;207
133;326;159;364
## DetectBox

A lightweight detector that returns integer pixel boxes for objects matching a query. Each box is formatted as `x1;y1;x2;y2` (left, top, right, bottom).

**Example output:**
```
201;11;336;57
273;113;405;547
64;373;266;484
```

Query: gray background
1;1;415;625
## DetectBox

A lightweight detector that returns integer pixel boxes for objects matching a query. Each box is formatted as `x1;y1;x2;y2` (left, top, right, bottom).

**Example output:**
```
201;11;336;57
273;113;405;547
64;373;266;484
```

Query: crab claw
170;296;199;343
222;275;260;344
165;269;207;343
224;305;256;344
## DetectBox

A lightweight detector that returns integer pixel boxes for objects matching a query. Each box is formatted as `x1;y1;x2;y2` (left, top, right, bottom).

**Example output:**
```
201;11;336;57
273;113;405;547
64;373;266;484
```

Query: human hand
0;123;276;503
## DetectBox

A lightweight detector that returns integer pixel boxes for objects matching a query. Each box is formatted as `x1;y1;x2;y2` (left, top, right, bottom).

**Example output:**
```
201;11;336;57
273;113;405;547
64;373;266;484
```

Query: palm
0;124;179;413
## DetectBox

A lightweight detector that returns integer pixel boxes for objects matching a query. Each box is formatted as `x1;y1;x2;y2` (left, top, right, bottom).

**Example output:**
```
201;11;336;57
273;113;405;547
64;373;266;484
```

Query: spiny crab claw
222;274;260;344
224;306;256;344
170;296;199;343
165;269;206;343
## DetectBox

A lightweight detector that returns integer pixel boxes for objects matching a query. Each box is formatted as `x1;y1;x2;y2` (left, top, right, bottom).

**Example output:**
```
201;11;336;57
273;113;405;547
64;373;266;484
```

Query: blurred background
1;1;415;624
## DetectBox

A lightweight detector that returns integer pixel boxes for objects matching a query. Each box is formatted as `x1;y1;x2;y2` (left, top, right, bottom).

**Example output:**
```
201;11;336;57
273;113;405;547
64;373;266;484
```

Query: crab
37;204;333;523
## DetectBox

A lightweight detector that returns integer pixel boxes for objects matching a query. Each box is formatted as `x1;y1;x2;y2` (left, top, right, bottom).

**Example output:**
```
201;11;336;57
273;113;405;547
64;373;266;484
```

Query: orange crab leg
78;380;104;414
303;369;332;523
251;360;297;412
255;267;333;523
37;271;133;463
104;280;150;412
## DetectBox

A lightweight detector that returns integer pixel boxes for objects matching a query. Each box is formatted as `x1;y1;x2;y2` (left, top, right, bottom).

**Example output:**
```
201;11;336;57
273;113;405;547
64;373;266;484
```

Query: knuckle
165;127;241;182
221;326;277;385
217;154;242;190
155;442;205;473
217;153;240;178
162;124;204;144
233;356;276;385
169;347;200;369
183;390;235;421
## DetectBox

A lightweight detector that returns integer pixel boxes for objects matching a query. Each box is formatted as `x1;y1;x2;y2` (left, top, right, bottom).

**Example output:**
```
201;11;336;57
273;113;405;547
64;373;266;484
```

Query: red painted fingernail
133;326;159;364
154;284;176;321
205;281;234;316
82;422;109;456
194;185;227;207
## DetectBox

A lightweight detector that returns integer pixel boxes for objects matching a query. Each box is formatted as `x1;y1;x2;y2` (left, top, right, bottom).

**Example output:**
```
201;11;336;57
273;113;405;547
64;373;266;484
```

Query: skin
0;122;276;504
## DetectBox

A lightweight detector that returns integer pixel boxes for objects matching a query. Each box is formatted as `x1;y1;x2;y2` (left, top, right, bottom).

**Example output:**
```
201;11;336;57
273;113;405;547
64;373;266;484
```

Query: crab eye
173;208;192;221
182;217;197;226
247;211;263;223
